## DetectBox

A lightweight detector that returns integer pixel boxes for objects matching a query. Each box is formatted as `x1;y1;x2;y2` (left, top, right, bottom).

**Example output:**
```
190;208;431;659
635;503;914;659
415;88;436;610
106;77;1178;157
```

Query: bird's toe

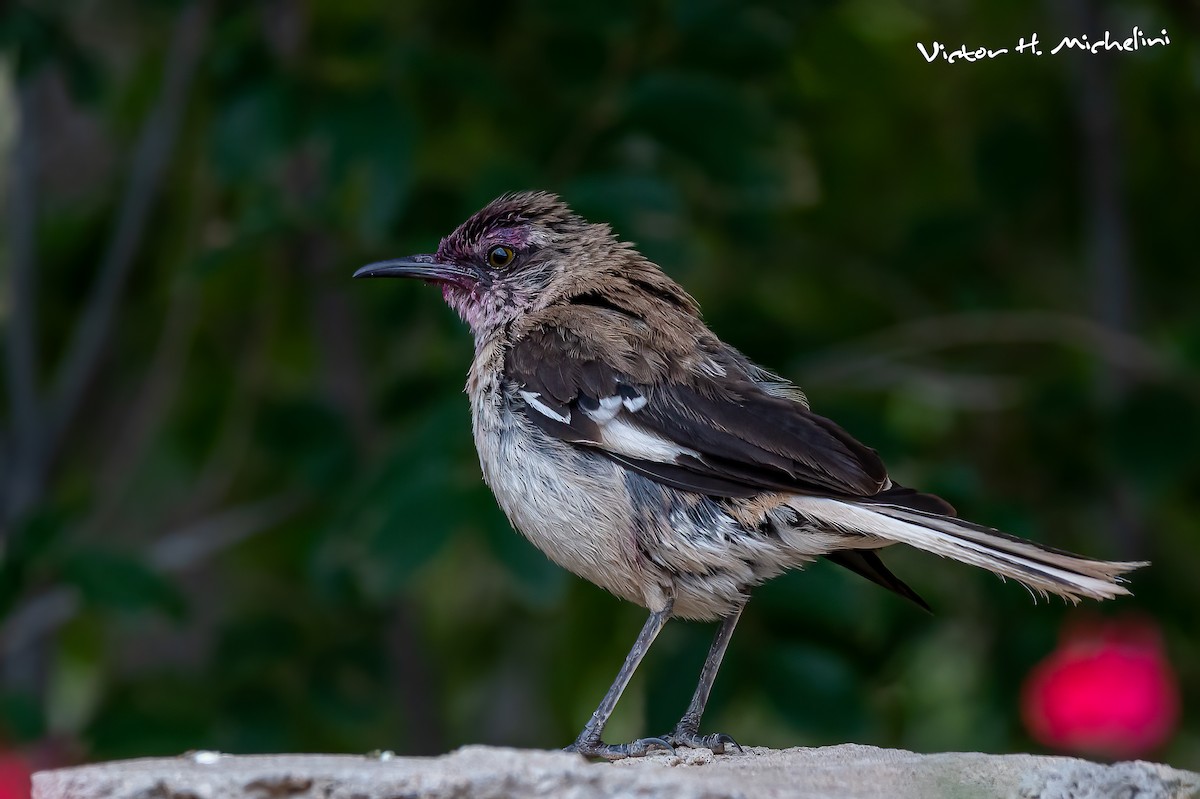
565;735;675;760
663;729;743;754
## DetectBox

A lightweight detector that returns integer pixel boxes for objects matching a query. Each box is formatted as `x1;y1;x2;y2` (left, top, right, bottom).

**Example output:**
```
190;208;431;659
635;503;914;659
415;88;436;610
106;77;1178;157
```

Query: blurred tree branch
0;493;303;660
86;284;200;535
801;310;1185;394
1060;0;1142;558
41;0;212;498
1065;0;1135;395
284;148;374;449
1;2;213;706
178;272;280;521
2;76;45;533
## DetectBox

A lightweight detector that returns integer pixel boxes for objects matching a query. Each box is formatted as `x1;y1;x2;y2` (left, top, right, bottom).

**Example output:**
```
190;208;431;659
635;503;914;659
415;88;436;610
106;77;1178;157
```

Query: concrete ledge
33;744;1200;799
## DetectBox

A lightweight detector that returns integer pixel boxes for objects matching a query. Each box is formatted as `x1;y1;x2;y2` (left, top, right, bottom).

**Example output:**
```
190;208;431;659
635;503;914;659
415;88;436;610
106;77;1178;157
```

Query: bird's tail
787;496;1146;601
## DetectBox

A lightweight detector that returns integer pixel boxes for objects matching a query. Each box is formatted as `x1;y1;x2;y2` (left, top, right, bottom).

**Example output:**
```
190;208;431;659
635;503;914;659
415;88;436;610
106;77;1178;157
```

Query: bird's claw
662;729;743;754
564;735;676;760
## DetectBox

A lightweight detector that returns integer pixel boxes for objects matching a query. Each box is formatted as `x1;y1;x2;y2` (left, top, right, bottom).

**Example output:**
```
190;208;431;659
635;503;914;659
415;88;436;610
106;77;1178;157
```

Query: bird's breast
468;368;668;611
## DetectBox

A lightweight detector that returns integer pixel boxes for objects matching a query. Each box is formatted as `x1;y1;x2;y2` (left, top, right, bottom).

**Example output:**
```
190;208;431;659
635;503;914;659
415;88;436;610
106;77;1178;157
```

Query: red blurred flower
1022;616;1180;759
0;753;31;799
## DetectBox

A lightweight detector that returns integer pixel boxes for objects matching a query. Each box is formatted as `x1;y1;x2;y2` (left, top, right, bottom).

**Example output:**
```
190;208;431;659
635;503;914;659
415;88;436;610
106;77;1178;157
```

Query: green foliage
59;550;187;621
1;0;1197;770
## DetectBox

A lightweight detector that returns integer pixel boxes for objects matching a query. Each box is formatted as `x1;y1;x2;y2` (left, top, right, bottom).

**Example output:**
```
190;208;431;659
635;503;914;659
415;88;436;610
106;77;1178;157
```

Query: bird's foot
662;727;742;755
564;734;675;761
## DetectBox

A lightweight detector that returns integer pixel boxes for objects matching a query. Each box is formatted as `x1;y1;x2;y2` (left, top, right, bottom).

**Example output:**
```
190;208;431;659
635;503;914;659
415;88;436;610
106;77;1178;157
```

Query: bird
354;191;1146;760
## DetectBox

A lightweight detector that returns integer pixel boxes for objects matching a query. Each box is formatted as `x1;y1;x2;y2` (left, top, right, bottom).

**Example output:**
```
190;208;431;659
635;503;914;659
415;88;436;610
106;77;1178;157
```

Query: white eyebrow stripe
519;390;571;424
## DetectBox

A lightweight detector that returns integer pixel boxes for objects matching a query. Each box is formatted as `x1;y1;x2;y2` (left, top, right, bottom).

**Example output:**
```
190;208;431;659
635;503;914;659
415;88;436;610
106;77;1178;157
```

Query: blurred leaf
0;511;68;616
59;550;186;621
0;3;101;94
87;676;213;759
624;72;769;181
255;397;356;488
316;89;414;242
644;623;722;732
1108;386;1200;491
324;403;473;600
210;81;294;183
480;510;568;608
566;174;688;268
0;691;45;742
216;616;304;679
761;641;872;741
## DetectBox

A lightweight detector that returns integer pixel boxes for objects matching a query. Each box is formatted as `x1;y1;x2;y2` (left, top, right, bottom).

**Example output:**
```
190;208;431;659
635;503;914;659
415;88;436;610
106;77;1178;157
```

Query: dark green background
2;0;1197;768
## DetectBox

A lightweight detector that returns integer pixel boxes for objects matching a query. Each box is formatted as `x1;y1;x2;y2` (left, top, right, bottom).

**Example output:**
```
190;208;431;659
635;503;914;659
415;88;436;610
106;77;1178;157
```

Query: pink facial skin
435;225;539;338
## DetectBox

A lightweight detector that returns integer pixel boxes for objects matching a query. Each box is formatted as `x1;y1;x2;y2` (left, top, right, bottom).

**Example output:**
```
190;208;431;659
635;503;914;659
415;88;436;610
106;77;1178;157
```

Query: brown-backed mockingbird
355;191;1144;760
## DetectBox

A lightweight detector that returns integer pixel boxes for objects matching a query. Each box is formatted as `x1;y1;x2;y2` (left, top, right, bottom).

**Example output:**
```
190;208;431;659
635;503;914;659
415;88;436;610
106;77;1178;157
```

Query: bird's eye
487;245;515;269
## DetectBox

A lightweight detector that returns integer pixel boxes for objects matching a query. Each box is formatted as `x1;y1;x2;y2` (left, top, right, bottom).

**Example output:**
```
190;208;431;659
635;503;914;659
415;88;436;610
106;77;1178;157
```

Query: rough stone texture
33;744;1200;799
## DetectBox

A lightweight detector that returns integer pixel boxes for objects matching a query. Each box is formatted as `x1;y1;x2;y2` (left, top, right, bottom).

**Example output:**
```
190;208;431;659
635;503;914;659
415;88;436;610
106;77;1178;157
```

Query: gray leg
566;603;675;760
664;601;746;754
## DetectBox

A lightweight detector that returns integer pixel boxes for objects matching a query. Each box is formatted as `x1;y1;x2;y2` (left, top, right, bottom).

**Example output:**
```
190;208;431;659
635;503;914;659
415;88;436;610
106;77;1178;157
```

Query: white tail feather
786;497;1146;602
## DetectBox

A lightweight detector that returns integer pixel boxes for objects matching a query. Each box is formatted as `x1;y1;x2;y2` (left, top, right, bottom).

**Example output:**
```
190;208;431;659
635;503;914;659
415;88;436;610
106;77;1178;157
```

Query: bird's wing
504;313;891;499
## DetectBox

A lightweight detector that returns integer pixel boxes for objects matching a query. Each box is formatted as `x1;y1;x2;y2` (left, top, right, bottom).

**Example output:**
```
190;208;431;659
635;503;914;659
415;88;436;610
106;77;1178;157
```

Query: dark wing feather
823;550;931;612
865;484;957;516
640;383;887;495
608;453;765;498
505;320;890;499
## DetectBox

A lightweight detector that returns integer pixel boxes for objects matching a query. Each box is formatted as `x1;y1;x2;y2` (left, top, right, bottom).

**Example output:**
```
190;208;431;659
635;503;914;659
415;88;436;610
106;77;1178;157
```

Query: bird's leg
566;603;675;760
662;601;746;754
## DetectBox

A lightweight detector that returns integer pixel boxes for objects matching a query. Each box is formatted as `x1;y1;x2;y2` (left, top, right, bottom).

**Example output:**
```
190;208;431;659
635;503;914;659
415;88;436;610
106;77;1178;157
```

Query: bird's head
355;191;627;337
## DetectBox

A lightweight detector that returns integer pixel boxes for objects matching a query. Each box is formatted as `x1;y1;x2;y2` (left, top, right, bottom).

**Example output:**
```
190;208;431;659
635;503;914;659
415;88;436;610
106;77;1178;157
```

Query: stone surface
33;744;1200;799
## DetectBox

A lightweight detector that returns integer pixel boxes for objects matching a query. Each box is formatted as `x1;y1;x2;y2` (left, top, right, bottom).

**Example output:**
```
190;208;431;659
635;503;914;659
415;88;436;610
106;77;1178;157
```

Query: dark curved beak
353;254;477;284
